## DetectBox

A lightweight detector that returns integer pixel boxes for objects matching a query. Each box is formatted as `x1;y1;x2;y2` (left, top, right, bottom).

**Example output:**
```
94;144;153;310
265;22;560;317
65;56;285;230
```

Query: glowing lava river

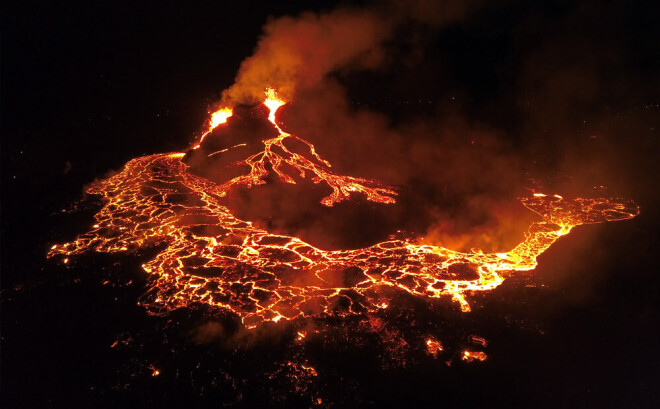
48;90;640;329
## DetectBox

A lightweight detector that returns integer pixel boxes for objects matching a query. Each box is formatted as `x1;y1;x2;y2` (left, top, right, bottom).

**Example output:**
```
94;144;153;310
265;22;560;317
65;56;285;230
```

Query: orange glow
287;361;318;377
210;107;233;129
300;364;318;376
190;89;396;207
193;107;233;149
425;338;444;356
48;89;640;330
264;88;285;124
469;335;487;347
462;350;487;362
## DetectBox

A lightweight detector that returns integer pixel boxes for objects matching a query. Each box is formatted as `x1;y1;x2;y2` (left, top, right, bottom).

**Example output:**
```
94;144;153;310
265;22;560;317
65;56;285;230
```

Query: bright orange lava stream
193;107;233;149
48;89;639;328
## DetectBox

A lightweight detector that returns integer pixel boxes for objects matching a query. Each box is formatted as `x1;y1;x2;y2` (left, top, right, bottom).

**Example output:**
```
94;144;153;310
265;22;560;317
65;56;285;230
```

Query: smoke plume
220;8;391;106
220;0;484;106
195;0;654;253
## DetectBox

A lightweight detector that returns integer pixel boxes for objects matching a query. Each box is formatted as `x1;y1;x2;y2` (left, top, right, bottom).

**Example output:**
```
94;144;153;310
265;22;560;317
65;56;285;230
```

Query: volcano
47;90;639;329
5;2;657;407
183;102;402;249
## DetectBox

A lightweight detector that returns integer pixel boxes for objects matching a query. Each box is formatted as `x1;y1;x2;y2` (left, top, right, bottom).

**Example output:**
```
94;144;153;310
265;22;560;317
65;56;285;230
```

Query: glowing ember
462;350;487;362
469;335;487;347
426;338;444;356
48;89;640;330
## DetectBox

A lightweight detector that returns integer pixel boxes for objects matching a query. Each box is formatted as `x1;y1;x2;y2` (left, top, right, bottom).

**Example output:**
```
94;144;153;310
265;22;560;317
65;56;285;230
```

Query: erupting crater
48;89;640;329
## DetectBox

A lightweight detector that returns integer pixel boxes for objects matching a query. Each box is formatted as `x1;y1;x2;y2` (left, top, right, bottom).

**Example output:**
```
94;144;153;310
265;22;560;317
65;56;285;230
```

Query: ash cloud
197;0;656;252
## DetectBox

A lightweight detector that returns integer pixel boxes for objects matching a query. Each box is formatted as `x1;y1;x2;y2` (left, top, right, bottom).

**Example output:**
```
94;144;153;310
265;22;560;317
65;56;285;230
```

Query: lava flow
48;89;639;328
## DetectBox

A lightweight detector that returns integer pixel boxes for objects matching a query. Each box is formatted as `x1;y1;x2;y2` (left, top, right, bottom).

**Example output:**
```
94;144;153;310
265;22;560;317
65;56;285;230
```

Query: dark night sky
2;1;659;408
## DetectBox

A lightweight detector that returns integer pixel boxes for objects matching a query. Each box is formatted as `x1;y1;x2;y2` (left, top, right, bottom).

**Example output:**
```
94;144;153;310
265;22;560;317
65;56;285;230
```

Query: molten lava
193;107;234;149
264;88;285;124
462;350;487;362
426;338;444;357
48;90;640;329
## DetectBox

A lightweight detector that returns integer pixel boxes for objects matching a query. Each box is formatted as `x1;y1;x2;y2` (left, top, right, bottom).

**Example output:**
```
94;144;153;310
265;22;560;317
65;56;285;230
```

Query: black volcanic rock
183;104;279;181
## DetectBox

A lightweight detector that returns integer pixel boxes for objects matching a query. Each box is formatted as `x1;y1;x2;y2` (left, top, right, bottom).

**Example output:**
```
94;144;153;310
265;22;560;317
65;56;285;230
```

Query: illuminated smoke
220;8;390;106
219;0;483;106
